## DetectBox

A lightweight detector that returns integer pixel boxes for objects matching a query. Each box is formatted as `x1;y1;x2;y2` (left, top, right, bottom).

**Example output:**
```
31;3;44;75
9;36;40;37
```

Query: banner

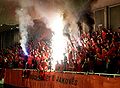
4;69;120;88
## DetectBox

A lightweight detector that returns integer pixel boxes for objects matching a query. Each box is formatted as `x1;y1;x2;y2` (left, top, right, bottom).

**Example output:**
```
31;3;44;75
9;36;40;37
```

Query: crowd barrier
4;69;120;88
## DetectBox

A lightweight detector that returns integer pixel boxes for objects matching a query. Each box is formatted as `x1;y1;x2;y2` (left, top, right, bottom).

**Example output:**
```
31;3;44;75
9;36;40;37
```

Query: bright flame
49;12;67;70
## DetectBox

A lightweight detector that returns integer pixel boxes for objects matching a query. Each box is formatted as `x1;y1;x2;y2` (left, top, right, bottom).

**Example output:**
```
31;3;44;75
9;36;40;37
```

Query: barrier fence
4;69;120;88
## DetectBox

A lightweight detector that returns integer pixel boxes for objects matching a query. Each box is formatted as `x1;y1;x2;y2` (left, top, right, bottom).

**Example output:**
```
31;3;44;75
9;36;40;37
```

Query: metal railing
1;68;120;77
63;71;120;77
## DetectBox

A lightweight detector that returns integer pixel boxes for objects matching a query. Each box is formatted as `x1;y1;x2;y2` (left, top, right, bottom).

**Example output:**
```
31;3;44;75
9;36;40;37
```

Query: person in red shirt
41;60;48;71
55;61;60;71
101;29;107;40
27;55;33;69
76;53;82;72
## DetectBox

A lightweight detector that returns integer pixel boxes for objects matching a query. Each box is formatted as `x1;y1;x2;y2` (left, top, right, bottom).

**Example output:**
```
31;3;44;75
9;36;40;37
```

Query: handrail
3;69;120;77
63;71;120;77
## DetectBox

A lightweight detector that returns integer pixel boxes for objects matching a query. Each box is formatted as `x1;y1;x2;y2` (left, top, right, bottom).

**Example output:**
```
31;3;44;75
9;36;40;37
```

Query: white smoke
16;9;34;55
14;0;82;70
16;0;79;54
16;0;79;38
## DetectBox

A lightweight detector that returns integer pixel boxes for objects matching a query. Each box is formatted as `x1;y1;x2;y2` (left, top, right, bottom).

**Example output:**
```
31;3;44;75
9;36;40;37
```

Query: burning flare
16;9;33;55
49;11;67;70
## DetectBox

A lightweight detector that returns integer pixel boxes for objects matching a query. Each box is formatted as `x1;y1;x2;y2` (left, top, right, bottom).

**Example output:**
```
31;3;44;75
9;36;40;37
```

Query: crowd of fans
0;41;51;70
0;27;120;74
73;28;120;74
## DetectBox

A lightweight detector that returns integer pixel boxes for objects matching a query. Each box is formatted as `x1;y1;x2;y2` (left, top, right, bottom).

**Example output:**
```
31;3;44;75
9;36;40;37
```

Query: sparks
49;11;67;70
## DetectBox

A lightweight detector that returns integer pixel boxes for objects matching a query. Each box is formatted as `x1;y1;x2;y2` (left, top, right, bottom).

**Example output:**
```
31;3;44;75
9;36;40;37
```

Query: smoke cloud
78;0;97;37
15;0;97;54
16;9;34;55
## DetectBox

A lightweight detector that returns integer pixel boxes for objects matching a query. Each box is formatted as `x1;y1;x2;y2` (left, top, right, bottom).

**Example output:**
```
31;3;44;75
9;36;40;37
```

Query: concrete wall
93;0;120;10
0;29;20;49
92;0;120;30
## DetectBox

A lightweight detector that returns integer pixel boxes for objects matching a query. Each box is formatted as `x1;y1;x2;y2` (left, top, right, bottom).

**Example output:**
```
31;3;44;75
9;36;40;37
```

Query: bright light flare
21;43;28;56
49;12;67;70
